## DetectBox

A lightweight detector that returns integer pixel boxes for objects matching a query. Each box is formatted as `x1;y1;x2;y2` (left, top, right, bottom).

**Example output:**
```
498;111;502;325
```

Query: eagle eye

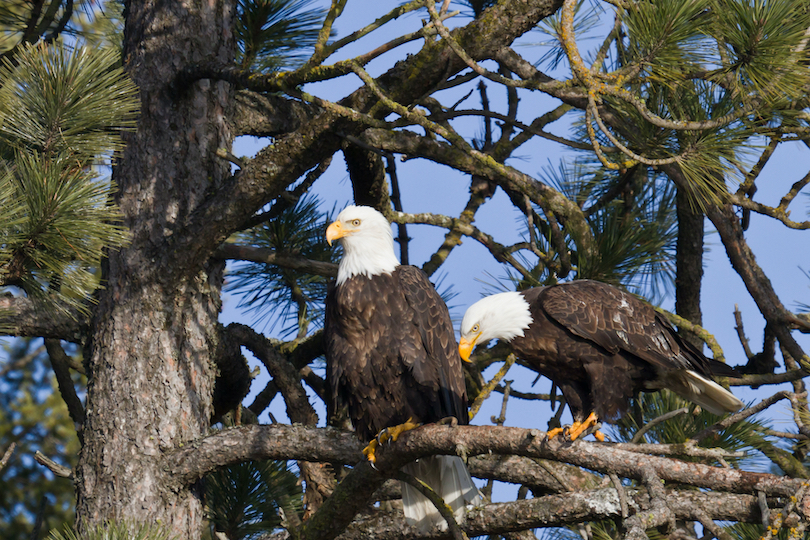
351;219;361;226
472;324;480;333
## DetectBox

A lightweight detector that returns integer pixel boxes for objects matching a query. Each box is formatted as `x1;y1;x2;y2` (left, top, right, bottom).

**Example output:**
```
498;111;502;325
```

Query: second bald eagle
460;280;743;438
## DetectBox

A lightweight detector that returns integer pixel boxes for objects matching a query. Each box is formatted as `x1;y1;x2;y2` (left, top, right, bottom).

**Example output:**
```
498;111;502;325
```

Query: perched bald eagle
325;205;482;532
459;280;743;439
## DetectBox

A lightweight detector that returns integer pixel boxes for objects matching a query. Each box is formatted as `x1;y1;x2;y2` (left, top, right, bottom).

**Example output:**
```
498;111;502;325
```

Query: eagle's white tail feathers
670;370;744;415
400;455;483;533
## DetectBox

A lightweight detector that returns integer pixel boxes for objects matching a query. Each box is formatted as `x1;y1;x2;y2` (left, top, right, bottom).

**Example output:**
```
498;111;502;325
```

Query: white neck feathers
334;206;400;285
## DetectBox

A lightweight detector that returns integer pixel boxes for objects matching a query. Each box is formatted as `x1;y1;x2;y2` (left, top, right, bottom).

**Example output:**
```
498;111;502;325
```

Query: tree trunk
74;0;234;536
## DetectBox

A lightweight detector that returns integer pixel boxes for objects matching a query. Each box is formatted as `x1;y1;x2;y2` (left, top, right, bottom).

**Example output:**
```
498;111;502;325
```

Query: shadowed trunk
74;0;234;535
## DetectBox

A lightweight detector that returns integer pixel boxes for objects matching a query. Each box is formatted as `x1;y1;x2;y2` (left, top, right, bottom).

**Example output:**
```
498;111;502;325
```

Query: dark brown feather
325;266;468;441
513;280;729;422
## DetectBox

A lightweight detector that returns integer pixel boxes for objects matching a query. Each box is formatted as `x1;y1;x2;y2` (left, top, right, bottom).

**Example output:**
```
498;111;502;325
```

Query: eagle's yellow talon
387;418;420;442
363;419;421;463
566;412;600;441
546;412;602;441
362;439;379;463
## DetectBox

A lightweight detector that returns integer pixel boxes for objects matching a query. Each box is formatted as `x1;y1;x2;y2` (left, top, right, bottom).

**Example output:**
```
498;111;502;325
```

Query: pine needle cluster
204;459;303;539
0;43;138;328
225;195;337;338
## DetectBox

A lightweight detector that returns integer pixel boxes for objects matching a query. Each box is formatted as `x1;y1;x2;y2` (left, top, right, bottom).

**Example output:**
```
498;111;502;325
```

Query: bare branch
165;423;806;498
214;243;337;278
0;442;16;472
35;451;73;479
44;338;86;427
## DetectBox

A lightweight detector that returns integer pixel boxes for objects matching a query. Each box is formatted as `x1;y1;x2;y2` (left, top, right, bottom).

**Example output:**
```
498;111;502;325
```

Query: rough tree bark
73;0;234;534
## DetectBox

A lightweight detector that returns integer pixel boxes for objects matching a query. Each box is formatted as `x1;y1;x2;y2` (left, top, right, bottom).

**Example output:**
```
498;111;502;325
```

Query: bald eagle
325;205;482;532
459;280;743;439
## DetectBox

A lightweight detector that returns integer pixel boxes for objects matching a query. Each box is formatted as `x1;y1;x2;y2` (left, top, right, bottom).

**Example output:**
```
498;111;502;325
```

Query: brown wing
396;266;469;425
538;280;708;374
325;267;468;442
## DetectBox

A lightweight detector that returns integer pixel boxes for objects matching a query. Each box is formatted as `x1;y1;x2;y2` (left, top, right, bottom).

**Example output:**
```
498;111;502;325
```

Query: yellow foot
362;439;380;464
546;412;603;441
362;418;422;463
566;412;600;441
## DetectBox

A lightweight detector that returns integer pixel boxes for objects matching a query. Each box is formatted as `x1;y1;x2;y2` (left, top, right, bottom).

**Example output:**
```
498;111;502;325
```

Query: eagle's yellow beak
326;220;344;246
458;335;477;363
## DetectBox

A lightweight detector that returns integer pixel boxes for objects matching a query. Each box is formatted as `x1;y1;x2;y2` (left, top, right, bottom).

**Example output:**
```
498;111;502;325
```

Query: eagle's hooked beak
458;335;477;363
326;220;344;246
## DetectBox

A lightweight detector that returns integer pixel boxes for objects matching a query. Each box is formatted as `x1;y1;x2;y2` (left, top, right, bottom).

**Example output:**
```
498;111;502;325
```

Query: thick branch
231;90;321;138
0;294;87;340
165;424;804;497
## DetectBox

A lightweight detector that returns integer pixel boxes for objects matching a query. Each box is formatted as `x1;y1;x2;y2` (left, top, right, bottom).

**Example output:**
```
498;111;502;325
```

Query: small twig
0;442;16;472
656;308;726;363
631;407;689;444
469;354;516;421
691;391;807;443
693;508;735;540
726;369;808;388
385;153;410;266
34;451;73;479
733;304;754;359
29;495;47;540
758;490;770;528
609;473;629;519
44;338;86;427
757;427;809;440
778;168;810;215
537;460;573;492
491;380;511;426
577;523;592;540
215;148;245;169
395;470;468;540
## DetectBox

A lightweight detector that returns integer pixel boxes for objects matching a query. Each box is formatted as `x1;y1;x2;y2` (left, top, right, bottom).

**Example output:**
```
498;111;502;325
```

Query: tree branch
165;424;805;497
44;338;86;428
0;294;87;341
214;243;337;277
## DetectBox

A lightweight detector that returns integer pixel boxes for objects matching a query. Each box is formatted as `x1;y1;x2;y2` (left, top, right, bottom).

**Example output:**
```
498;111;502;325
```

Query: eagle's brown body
511;281;739;421
325;266;469;440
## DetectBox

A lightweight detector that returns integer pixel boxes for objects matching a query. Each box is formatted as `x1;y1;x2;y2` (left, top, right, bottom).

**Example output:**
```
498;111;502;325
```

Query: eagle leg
363;418;421;463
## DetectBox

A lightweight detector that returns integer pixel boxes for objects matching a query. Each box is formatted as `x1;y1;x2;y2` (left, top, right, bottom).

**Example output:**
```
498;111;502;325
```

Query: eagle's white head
459;292;533;361
326;205;400;285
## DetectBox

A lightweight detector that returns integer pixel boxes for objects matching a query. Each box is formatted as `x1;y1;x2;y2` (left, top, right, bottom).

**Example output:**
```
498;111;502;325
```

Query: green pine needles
0;43;138;327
